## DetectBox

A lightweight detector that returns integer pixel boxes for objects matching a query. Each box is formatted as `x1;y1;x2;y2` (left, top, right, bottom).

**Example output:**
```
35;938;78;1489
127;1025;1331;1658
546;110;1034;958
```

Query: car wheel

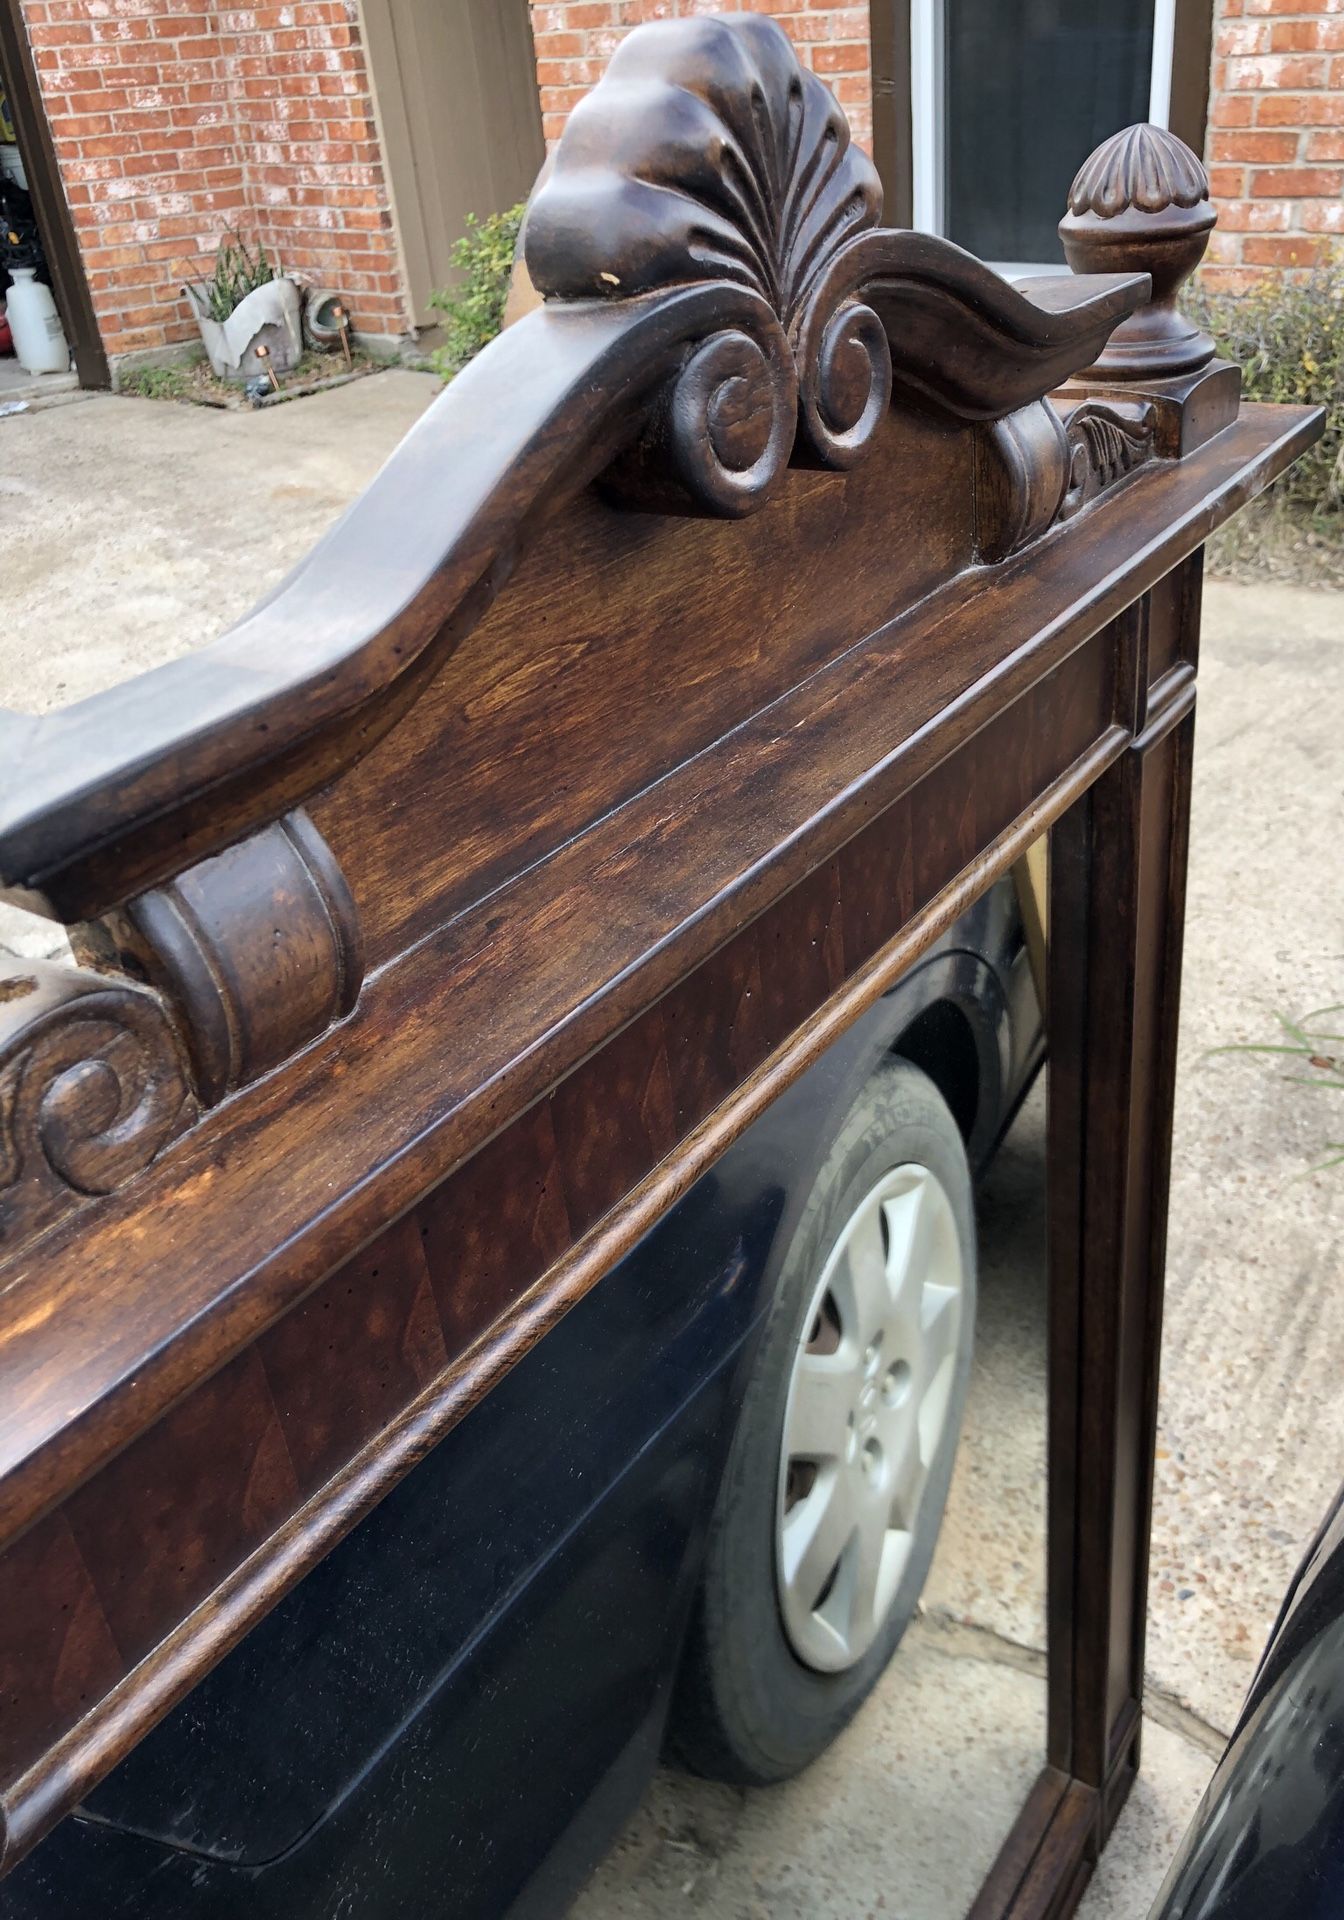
668;1055;977;1784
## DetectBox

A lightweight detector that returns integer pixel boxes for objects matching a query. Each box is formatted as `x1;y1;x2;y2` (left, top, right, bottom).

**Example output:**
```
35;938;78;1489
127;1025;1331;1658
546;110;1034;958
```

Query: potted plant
183;232;302;384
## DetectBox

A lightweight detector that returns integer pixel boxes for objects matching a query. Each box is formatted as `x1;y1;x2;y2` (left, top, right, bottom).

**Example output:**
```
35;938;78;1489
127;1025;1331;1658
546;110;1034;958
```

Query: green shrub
427;204;526;383
1189;247;1344;528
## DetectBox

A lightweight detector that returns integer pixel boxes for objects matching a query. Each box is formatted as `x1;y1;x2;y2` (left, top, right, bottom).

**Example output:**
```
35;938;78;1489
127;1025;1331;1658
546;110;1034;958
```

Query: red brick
1301;200;1344;231
1217;19;1270;53
1241;235;1326;265
1271;18;1344;50
1211;91;1255;126
1207;165;1247;198
1200;267;1264;294
531;29;585;55
1226;52;1329;87
1211;127;1299;161
811;40;867;73
1215;196;1291;230
1257;90;1344;124
1250;164;1343;194
1305;129;1344;159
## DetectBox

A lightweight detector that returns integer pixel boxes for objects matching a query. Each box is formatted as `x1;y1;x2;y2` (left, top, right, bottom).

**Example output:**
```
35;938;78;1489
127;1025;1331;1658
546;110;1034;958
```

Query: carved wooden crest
0;17;1213;1250
526;15;1148;511
0;10;1323;1897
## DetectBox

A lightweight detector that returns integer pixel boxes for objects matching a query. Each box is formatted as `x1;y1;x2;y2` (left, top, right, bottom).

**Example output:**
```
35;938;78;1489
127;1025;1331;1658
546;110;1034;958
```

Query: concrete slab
0;384;1340;1914
572;1619;1046;1920
1148;580;1344;1740
1079;1721;1214;1920
0;370;440;715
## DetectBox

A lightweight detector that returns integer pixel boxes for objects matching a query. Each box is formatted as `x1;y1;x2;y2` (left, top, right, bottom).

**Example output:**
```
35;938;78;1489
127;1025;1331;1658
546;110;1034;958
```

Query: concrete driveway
2;379;1341;1916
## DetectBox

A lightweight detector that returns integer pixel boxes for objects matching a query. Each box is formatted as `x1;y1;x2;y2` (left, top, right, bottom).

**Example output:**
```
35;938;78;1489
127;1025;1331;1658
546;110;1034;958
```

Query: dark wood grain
1046;575;1200;1846
0;718;1128;1870
0;404;1313;1572
0;21;1325;1910
0;18;1149;926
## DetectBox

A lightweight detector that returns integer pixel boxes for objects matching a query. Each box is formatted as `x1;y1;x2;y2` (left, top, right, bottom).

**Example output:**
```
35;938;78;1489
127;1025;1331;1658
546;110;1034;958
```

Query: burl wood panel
0;629;1112;1787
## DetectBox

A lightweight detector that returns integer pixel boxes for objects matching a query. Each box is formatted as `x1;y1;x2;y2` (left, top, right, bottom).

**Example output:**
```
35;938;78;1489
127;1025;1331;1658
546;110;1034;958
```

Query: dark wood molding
0;0;108;390
0;16;1323;1906
1170;0;1216;162
868;0;914;227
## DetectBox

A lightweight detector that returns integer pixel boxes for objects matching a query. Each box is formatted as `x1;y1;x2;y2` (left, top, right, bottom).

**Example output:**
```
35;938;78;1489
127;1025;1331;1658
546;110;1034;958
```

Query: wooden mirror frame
0;20;1322;1915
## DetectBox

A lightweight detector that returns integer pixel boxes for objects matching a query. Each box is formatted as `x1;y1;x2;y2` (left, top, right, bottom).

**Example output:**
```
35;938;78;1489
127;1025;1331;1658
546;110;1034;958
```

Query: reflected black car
1;880;1042;1920
1152;1485;1344;1920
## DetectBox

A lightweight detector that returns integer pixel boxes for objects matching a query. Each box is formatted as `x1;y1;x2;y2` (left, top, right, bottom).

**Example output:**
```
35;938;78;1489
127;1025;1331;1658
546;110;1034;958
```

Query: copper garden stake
254;341;280;393
333;302;353;370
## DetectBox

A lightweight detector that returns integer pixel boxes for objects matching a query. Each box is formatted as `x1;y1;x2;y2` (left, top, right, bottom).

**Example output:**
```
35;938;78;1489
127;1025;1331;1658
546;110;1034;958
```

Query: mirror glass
573;855;1052;1918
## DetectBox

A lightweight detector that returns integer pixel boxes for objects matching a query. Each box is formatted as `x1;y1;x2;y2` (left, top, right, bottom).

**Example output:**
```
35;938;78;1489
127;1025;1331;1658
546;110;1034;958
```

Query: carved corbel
974;402;1071;563
89;810;364;1107
0;960;196;1243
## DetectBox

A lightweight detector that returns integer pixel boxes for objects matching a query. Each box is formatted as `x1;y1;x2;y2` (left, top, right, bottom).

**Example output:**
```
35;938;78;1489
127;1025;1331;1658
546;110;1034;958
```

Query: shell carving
526;14;891;508
1067;122;1209;221
524;18;1157;512
526;14;882;321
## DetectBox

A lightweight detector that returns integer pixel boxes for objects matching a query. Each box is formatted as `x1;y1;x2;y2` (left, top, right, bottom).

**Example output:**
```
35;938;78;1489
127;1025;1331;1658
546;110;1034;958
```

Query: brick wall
1204;0;1344;287
20;0;410;363
529;1;873;155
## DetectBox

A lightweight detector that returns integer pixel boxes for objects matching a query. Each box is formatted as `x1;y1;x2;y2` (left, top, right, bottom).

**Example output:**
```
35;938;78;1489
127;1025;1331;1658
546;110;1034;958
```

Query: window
910;0;1178;272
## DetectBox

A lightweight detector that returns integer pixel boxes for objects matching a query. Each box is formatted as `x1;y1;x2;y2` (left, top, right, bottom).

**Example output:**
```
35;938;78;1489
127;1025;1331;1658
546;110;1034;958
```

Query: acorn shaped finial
1059;123;1216;381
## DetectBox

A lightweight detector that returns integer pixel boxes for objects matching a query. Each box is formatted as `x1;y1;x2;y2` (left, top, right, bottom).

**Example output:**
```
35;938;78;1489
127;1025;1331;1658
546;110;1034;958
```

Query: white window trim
910;0;1178;278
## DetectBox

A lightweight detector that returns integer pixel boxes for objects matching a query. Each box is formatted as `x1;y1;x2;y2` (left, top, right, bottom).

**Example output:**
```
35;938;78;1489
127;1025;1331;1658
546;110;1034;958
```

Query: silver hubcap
776;1163;966;1673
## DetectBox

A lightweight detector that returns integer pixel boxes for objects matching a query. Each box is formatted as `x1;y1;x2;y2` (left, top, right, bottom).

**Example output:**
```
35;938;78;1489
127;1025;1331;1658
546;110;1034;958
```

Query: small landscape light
254;340;280;393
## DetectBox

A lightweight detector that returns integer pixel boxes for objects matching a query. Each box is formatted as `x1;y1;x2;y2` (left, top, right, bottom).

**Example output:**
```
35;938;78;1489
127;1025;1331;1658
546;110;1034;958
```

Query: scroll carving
526;14;1143;516
1056;400;1156;522
0;962;196;1245
527;13;886;513
97;810;364;1107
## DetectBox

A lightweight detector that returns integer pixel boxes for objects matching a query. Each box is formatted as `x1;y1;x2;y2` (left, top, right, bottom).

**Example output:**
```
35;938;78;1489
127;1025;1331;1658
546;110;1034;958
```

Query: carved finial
1058;123;1215;380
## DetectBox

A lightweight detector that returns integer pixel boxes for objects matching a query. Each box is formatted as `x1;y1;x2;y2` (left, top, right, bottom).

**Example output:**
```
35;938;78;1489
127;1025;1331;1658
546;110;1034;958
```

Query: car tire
667;1055;977;1785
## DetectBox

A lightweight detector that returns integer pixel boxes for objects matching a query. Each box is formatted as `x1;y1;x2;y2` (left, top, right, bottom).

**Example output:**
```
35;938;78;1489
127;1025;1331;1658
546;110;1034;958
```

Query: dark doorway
0;0;108;389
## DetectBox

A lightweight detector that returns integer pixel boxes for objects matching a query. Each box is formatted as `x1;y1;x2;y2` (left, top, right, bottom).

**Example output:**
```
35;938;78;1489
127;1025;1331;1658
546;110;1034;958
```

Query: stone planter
182;275;303;383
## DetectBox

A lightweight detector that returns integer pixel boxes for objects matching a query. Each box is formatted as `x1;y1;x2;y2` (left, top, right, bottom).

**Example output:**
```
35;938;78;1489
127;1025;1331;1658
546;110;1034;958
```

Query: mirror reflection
572;859;1052;1919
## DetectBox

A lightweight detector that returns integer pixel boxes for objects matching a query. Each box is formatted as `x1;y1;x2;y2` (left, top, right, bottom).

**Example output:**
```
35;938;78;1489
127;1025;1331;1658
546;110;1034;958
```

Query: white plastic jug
6;268;69;374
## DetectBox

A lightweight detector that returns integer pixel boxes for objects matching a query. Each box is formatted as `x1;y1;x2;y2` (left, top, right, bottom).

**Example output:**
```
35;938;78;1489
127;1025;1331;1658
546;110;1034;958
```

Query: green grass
119;363;193;401
1207;1005;1344;1176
